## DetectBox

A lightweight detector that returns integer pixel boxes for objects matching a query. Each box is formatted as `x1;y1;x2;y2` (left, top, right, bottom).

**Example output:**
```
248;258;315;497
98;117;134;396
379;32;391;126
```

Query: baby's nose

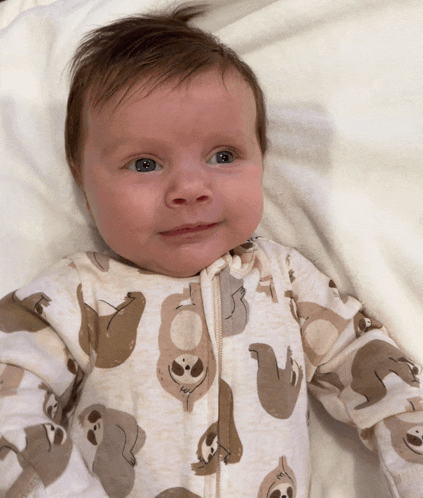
165;167;213;207
172;194;209;206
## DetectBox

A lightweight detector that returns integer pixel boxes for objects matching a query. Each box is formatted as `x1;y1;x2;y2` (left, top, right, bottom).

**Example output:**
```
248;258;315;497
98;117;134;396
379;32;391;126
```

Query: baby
1;4;423;498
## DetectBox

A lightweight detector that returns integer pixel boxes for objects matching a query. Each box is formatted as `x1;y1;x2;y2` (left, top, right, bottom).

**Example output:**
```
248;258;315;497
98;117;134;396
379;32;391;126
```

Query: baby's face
82;68;263;277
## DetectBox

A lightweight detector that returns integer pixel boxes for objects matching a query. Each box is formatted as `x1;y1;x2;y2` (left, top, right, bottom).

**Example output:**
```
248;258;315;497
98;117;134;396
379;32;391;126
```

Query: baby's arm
0;259;107;497
288;248;423;498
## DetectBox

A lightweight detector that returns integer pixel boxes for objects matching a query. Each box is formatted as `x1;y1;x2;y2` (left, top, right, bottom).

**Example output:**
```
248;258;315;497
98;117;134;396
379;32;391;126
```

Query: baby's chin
108;229;256;277
152;267;202;278
135;259;211;278
107;249;214;277
123;251;229;278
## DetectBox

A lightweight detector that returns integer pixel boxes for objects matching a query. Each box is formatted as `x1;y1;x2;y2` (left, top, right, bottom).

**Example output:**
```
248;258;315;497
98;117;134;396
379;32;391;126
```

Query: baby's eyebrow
100;139;129;159
100;138;169;159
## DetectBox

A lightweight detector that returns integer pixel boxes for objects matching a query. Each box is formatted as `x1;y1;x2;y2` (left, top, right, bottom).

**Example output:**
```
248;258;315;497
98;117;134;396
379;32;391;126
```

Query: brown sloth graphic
154;488;202;498
310;340;420;410
383;410;423;465
191;377;243;475
157;283;216;412
257;456;297;498
249;343;303;419
78;284;146;369
86;251;111;272
351;340;420;409
0;290;51;333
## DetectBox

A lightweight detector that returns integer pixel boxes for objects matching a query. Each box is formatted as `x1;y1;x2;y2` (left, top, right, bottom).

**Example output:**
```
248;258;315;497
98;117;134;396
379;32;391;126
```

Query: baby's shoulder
24;251;137;292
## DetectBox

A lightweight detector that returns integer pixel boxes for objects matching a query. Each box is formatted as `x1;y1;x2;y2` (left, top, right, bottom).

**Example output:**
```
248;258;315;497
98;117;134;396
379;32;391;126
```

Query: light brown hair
65;2;268;186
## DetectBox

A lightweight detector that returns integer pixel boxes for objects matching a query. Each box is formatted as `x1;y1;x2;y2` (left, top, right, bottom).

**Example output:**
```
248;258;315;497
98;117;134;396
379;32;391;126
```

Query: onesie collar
204;238;259;279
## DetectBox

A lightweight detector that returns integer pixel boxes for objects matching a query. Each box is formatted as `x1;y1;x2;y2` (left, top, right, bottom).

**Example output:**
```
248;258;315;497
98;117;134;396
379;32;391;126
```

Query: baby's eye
207;150;235;165
128;158;161;173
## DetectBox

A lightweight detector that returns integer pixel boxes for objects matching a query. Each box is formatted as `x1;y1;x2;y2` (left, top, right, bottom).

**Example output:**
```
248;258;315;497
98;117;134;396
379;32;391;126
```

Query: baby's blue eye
208;150;235;165
134;158;158;172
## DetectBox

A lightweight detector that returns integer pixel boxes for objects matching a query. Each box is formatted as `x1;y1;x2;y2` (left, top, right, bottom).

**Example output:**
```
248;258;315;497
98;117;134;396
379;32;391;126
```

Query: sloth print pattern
383;410;423;465
78;404;146;498
0;290;51;333
257;456;297;498
249;344;303;419
77;284;146;369
157;283;216;412
191;378;243;475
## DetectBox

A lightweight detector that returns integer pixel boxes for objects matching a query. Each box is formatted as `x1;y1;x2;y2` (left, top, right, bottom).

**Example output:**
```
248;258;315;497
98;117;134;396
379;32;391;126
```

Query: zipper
213;275;223;498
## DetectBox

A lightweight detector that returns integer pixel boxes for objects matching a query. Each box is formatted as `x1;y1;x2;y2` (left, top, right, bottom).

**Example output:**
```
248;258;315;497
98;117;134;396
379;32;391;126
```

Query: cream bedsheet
1;0;422;496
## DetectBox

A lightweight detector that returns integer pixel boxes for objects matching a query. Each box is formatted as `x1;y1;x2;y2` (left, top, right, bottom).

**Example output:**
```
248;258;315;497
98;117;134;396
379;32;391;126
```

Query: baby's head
65;3;268;278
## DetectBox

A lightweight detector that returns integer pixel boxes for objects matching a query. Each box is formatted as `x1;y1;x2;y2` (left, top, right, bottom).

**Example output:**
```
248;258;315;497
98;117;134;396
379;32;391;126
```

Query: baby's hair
65;2;268;186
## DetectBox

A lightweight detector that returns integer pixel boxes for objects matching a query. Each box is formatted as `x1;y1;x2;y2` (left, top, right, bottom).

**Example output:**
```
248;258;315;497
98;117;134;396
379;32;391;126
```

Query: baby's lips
160;222;218;235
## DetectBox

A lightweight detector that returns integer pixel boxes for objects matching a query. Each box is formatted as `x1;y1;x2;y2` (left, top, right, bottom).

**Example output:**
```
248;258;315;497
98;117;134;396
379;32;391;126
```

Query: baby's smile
159;222;219;236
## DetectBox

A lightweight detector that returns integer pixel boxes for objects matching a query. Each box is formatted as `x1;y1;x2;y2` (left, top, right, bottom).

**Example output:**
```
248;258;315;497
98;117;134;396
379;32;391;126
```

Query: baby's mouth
160;223;218;236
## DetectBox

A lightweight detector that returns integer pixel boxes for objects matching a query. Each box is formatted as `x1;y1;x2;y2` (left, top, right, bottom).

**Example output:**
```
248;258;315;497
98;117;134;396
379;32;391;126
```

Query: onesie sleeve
287;248;423;498
0;257;108;497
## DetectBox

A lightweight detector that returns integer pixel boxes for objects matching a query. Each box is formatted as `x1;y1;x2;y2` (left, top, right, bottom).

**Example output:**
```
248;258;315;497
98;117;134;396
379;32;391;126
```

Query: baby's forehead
87;66;255;118
81;68;260;164
82;70;259;163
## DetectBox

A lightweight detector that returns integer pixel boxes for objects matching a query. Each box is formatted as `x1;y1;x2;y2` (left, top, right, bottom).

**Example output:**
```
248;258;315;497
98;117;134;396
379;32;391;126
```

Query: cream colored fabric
1;239;422;497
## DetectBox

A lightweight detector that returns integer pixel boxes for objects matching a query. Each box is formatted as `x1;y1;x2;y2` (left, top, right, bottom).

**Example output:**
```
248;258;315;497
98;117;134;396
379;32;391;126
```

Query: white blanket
1;0;422;496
